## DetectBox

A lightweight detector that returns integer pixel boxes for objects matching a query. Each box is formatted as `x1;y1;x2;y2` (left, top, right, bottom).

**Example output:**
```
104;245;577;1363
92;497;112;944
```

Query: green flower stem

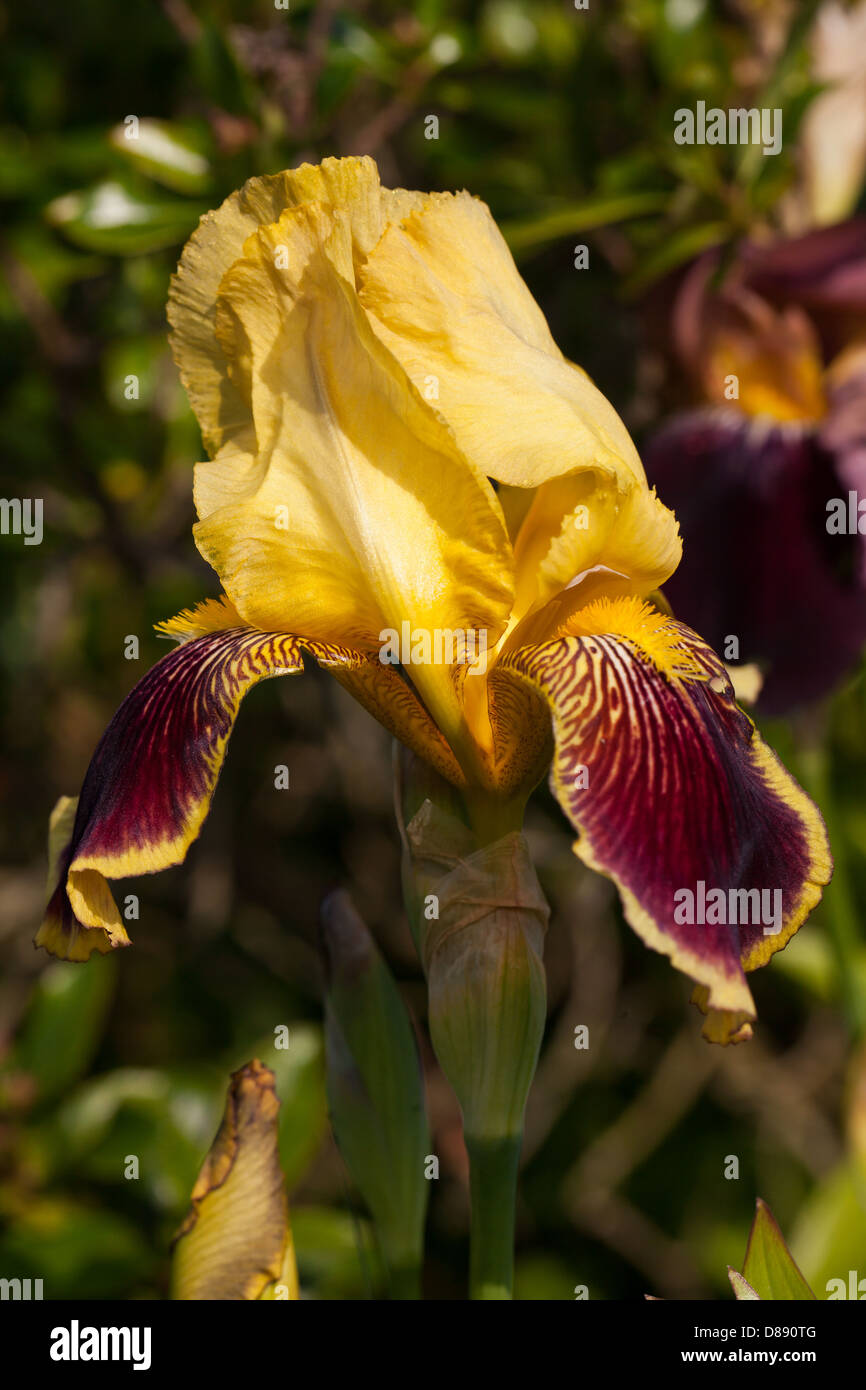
396;756;549;1304
466;1135;523;1300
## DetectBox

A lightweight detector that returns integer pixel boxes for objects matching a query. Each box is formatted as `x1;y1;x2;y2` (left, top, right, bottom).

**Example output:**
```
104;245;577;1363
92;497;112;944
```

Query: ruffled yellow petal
169;157;387;455
359;190;647;490
507;470;682;628
169;156;678;764
192;200;513;744
169;156;429;458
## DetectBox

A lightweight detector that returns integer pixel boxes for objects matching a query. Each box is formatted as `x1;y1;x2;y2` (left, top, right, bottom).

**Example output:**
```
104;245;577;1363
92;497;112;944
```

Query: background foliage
1;0;865;1299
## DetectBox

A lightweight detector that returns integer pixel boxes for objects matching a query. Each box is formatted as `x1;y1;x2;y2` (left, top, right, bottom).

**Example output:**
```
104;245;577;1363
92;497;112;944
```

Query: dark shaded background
2;0;865;1299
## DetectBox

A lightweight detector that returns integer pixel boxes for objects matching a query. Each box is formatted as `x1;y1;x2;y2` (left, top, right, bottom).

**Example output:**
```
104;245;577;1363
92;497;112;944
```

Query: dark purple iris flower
645;220;866;713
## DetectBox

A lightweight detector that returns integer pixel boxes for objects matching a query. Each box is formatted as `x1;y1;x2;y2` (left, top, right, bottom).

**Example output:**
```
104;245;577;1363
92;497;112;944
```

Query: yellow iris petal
166;153;690;782
168;154;683;763
192;201;513;743
359;189;647;490
168;155;400;455
508;472;682;628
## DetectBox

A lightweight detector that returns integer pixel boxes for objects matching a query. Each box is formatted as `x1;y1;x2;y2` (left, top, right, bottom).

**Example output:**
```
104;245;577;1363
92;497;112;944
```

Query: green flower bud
404;799;549;1144
172;1060;297;1301
400;781;549;1299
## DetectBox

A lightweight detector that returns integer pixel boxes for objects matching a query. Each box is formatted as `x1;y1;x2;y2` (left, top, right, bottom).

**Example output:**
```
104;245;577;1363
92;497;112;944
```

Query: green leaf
108;119;211;195
191;19;257;117
622;220;730;296
502;191;669;257
322;892;429;1295
291;1205;383;1300
0;1199;154;1298
263;1023;328;1191
102;335;166;411
0;129;44;197
3;956;116;1103
740;1199;816;1300
1;226;105;311
46;181;204;255
770;927;837;1002
789;1161;866;1297
53;1067;217;1212
728;1268;761;1300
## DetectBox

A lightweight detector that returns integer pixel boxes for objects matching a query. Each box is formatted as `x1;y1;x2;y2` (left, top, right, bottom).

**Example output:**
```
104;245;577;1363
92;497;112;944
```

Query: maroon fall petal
500;622;831;1042
35;626;322;960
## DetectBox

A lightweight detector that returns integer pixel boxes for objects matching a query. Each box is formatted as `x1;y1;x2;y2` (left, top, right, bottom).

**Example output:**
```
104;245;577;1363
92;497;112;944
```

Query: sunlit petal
168;155;394;455
360;190;647;490
507;470;681;627
193;202;513;740
36;598;459;960
499;601;832;1042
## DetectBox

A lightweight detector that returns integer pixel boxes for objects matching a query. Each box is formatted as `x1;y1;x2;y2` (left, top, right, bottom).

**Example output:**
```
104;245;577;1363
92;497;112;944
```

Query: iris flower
645;221;866;713
38;157;831;1044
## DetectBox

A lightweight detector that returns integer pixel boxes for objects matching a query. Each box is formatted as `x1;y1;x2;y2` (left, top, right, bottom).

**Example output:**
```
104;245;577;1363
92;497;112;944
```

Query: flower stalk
397;751;549;1298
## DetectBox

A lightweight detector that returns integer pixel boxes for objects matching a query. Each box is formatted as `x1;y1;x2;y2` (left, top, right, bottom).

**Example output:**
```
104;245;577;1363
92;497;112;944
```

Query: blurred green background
2;0;866;1300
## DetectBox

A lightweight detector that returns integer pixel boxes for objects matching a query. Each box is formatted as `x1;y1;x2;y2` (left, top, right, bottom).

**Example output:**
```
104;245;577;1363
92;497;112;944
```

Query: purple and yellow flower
645;220;866;713
37;157;831;1043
